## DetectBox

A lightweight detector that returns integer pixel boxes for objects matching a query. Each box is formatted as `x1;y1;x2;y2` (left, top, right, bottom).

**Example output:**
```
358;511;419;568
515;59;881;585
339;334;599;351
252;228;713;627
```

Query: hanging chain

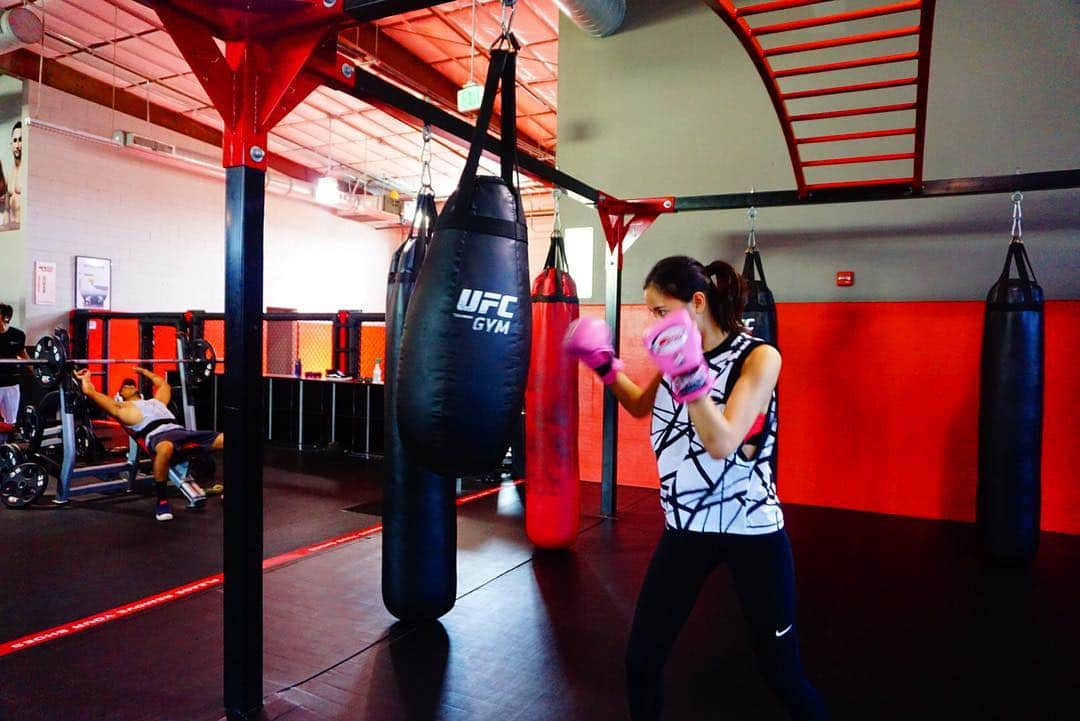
1010;191;1023;242
552;188;563;235
419;123;433;193
498;0;517;44
468;0;478;84
746;206;758;251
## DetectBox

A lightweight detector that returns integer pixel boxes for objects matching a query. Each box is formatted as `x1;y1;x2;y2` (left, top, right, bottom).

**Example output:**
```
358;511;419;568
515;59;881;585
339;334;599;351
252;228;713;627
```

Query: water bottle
293;358;302;378
372;358;383;384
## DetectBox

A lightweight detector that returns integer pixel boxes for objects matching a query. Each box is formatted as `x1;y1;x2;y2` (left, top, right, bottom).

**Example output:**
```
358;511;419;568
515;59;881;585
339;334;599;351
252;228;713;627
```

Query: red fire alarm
836;271;855;287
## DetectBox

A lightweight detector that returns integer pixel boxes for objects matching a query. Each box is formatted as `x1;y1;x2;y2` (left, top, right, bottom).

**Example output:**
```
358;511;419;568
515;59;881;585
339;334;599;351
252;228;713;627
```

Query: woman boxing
565;256;828;721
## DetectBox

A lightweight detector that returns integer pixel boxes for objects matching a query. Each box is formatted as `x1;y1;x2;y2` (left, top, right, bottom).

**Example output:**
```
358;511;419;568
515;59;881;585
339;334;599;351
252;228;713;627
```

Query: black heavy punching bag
741;230;780;484
977;232;1044;564
397;47;531;476
383;191;456;622
741;225;778;347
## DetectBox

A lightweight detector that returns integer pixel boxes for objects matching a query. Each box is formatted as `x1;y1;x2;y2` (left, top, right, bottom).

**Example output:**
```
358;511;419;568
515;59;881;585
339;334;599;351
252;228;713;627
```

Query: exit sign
457;82;483;113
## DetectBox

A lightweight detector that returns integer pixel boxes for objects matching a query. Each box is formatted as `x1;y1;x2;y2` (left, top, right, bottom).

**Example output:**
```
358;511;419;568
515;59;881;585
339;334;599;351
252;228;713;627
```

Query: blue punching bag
382;190;456;621
977;232;1044;564
396;46;531;477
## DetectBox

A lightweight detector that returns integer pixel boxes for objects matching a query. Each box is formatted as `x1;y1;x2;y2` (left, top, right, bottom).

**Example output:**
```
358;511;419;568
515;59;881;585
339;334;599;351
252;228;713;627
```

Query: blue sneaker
155;500;173;522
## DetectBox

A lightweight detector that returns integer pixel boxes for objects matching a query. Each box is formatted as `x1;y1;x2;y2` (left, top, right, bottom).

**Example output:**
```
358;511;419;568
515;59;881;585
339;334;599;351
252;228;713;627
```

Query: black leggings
626;528;828;721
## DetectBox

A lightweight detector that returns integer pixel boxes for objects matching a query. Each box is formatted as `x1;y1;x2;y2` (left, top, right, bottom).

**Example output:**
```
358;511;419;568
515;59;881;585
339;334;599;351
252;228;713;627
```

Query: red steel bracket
153;0;347;170
596;193;676;267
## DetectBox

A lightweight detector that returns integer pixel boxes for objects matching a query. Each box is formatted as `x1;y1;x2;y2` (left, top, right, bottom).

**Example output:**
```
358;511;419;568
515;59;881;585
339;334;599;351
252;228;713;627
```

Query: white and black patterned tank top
651;332;782;535
127;399;182;443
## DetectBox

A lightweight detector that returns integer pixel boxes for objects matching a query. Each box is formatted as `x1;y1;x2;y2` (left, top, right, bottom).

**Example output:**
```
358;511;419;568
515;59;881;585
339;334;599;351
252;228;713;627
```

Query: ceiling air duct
558;0;626;38
0;7;43;54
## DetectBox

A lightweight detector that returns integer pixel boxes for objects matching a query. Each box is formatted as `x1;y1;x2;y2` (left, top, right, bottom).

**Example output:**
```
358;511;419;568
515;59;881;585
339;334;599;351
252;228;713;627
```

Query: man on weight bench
74;367;223;521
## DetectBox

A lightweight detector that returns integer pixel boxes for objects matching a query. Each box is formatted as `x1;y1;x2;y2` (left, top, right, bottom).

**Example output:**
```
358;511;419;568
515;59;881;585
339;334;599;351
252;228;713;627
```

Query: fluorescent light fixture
564;226;594;299
315;176;339;206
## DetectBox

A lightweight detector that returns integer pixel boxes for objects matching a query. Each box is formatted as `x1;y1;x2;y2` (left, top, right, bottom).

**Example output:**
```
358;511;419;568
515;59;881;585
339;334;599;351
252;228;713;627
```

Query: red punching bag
525;228;580;549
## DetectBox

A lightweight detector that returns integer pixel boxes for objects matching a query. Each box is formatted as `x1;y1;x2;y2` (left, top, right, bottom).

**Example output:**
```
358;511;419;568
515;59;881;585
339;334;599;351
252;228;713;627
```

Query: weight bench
121;425;212;509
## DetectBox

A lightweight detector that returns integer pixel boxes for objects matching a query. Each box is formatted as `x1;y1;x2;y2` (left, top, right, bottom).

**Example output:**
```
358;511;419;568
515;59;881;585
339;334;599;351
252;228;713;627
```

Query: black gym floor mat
0;447;383;643
2;485;1079;721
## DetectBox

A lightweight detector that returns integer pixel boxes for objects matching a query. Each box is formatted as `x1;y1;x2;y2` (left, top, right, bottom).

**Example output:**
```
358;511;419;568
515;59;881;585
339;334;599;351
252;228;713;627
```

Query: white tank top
651;332;782;535
127;399;182;441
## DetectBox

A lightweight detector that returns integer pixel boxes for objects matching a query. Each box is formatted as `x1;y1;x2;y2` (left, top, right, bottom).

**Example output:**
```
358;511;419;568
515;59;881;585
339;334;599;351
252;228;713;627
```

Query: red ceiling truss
704;0;936;198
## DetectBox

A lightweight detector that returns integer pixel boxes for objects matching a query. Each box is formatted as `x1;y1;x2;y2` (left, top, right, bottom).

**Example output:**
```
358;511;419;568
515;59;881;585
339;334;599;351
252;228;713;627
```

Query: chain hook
419;122;433;193
496;0;517;46
552;187;563;235
1010;190;1023;242
746;188;758;251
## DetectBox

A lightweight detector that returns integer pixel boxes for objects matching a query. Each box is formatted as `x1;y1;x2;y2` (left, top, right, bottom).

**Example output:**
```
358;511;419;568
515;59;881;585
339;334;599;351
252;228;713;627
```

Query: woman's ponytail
703;261;747;334
643;256;747;334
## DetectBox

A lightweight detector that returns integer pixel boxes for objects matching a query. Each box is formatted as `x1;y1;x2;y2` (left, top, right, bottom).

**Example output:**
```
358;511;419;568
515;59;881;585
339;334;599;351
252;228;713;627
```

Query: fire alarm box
836;271;855;287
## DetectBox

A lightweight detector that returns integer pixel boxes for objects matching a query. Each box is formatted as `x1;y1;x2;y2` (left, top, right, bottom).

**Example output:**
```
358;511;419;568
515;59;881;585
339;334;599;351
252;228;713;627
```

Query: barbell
0;336;220;390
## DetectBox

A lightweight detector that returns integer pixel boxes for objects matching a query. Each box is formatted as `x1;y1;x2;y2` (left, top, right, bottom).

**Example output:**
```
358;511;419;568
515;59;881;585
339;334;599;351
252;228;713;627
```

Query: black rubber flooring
0;447;384;643
2;477;1079;721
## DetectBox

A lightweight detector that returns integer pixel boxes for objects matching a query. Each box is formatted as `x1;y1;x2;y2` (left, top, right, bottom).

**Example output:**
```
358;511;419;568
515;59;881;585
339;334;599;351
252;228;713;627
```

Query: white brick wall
20;84;399;339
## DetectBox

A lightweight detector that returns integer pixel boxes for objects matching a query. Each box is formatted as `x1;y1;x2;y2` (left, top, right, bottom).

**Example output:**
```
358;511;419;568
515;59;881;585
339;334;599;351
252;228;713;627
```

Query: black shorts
148;428;219;454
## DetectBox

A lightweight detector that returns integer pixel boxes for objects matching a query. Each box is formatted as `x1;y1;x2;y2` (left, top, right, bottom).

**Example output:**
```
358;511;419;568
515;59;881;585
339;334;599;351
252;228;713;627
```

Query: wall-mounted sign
33;261;56;305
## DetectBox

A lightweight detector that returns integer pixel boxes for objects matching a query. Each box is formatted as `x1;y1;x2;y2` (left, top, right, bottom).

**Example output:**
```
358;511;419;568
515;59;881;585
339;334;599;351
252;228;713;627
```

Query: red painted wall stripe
577;301;1080;535
0;482;521;658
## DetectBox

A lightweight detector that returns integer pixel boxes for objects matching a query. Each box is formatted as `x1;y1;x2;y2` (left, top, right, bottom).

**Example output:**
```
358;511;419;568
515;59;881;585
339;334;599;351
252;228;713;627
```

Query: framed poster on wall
75;256;112;310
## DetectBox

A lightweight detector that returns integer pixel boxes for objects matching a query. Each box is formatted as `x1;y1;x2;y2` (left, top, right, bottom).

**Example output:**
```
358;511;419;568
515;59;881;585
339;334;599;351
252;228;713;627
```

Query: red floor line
0;480;523;658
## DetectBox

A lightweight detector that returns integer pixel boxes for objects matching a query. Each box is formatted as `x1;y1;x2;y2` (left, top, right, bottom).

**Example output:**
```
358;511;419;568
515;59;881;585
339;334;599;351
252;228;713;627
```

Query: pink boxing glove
643;308;715;404
563;317;624;385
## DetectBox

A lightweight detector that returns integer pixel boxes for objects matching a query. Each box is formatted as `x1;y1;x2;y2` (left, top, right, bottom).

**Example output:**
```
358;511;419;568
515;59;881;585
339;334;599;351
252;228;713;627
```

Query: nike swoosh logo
774;624;792;638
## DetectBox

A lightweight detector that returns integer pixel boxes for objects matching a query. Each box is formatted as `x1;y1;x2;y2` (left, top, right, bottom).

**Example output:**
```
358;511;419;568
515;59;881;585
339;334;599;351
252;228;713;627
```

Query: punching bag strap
992;240;1039;306
544;231;569;272
500;46;518;187
453;31;520;223
742;249;768;287
455;48;511;219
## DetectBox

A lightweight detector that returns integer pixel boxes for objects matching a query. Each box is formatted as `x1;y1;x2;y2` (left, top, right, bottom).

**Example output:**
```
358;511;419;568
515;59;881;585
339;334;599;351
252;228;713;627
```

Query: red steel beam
703;0;807;193
781;76;917;100
737;0;832;16
805;177;913;192
796;127;915;144
802;152;915;167
789;102;917;122
0;48;320;183
752;1;921;35
911;0;936;190
773;51;919;78
764;26;920;56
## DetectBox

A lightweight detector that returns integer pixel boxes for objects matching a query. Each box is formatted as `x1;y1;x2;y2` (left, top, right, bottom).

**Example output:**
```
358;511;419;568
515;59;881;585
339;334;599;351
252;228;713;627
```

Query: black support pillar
601;243;622;517
223;165;265;721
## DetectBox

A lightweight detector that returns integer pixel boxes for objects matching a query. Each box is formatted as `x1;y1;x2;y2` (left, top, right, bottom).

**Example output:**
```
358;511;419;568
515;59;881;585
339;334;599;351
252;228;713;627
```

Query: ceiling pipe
556;0;626;38
0;7;43;54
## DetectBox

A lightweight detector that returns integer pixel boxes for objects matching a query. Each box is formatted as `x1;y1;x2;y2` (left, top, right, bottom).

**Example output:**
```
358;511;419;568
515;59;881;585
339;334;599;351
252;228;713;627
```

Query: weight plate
0;443;25;473
62;375;86;416
33;336;65;390
17;406;37;443
74;425;94;461
1;463;48;509
186;339;216;387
